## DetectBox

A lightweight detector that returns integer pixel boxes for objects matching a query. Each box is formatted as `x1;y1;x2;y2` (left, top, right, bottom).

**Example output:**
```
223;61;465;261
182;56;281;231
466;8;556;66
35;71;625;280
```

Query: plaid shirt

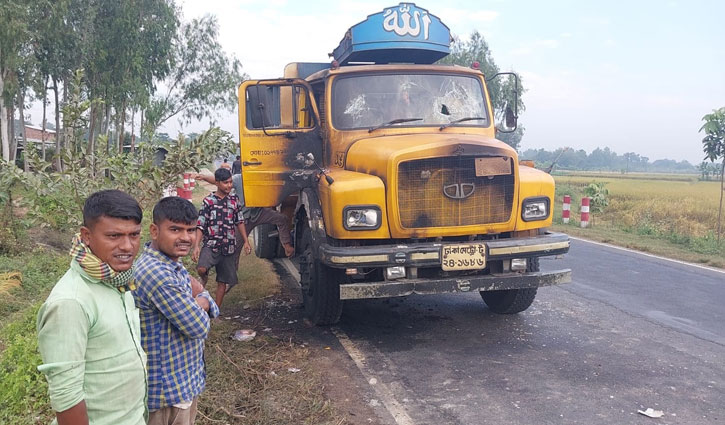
197;192;244;255
132;243;219;410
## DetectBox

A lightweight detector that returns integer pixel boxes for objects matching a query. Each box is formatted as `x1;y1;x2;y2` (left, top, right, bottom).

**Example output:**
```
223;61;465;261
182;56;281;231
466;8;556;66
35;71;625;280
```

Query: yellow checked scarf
69;233;137;292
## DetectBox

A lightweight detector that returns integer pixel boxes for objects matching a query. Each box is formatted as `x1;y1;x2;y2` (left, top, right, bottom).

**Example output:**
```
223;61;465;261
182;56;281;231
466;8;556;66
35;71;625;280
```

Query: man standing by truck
231;155;241;175
192;167;250;307
193;171;294;258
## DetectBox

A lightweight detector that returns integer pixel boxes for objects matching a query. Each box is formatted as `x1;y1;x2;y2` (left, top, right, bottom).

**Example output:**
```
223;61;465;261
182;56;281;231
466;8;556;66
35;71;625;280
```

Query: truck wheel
481;257;539;314
252;223;278;259
298;227;343;325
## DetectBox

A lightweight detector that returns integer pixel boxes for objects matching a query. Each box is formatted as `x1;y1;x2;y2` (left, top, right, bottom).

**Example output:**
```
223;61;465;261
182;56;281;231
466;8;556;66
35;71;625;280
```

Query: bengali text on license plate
441;243;486;271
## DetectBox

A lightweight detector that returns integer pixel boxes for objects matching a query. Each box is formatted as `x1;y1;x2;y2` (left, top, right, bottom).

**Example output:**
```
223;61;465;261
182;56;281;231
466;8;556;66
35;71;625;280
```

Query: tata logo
443;183;475;200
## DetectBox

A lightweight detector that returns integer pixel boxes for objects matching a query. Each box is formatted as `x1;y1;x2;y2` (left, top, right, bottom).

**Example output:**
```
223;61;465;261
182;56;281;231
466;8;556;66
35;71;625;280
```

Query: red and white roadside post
177;173;193;200
189;173;195;190
183;173;190;190
562;195;571;224
580;197;590;228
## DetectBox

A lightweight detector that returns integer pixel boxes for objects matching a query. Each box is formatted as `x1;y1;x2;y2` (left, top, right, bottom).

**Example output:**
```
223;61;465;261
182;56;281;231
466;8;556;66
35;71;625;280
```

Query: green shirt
37;261;147;425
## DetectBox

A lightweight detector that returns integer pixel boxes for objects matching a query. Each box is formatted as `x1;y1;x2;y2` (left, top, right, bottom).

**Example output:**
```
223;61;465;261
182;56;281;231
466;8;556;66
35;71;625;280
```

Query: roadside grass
0;252;68;333
551;223;724;268
0;251;67;425
189;252;346;425
553;173;724;268
555;170;699;182
198;304;342;424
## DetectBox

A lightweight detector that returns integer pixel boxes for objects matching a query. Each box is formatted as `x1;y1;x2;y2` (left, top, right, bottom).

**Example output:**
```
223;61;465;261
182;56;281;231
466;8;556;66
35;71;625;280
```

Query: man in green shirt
37;190;147;425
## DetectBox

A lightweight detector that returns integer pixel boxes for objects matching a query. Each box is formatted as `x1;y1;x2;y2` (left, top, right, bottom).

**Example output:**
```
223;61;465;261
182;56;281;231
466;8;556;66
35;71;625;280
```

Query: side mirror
486;72;519;134
505;106;517;129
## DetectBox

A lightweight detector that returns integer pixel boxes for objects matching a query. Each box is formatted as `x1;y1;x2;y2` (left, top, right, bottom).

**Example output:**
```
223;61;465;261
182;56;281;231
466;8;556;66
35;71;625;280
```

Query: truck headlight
521;197;550;221
343;206;381;230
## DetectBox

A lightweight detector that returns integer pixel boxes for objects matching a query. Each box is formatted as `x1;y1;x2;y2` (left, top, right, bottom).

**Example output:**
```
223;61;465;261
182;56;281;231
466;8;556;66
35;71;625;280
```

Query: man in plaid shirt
133;197;219;425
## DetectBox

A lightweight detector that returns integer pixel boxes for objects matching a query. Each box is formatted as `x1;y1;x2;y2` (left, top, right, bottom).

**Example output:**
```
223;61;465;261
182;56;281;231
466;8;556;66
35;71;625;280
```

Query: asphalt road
278;238;725;425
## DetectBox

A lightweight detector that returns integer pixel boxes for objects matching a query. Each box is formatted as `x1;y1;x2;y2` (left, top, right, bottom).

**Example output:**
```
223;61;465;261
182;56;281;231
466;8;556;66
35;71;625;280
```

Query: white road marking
331;328;416;425
278;258;301;285
569;236;725;275
277;257;415;425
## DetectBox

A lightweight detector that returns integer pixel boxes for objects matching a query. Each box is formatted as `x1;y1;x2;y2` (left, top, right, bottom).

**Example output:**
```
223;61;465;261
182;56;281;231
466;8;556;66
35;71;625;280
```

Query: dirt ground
205;265;386;425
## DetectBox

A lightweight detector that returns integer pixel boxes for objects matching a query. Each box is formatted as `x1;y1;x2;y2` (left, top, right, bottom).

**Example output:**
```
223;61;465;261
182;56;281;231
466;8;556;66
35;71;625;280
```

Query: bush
583;182;609;213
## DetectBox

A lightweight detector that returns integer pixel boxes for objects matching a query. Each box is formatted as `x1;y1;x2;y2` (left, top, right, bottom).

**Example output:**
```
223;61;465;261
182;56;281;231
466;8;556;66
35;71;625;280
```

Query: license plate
441;243;486;271
475;157;511;177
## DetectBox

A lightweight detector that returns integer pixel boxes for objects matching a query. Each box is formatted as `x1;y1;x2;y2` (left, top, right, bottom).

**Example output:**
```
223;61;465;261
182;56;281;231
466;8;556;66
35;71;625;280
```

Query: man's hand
195;295;210;312
194;173;215;185
192;245;201;262
243;241;252;255
190;277;204;296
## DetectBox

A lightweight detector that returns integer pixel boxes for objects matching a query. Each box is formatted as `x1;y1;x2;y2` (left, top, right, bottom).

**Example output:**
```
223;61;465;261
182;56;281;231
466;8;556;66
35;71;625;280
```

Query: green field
552;172;724;267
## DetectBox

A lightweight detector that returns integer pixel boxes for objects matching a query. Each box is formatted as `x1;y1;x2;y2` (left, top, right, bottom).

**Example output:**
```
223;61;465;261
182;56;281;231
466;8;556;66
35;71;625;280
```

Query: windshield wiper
439;117;486;130
368;118;422;133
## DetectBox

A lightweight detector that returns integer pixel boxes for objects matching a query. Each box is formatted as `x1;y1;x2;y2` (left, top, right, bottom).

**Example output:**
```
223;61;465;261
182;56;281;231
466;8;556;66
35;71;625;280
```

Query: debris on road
288;368;301;373
637;408;664;418
232;329;257;342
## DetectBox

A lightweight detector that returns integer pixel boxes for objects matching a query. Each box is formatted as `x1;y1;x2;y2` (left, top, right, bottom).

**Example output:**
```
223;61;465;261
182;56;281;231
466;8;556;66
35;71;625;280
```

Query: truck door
238;79;321;207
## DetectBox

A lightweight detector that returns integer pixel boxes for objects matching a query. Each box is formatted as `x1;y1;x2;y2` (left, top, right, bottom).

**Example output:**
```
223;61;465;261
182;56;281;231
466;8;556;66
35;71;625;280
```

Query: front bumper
319;231;571;300
339;269;571;300
318;231;570;268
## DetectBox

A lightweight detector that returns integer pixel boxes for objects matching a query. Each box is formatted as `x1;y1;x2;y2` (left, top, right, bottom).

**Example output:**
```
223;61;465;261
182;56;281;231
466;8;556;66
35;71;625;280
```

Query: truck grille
398;156;514;228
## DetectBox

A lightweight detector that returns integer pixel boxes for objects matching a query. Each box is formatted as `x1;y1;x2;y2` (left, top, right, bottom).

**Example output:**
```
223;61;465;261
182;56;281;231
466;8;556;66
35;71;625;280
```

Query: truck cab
238;3;570;324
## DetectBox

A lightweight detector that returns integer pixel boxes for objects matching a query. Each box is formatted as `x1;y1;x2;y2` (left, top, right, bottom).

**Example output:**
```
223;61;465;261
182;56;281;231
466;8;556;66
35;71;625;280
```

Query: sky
28;0;725;164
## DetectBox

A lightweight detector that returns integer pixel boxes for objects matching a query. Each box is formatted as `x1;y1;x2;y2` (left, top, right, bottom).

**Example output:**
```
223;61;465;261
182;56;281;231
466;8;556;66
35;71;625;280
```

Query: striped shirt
132;243;219;411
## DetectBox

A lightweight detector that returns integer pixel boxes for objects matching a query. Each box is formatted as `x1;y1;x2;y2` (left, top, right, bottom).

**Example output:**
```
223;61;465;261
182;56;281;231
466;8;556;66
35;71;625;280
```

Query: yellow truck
238;3;571;324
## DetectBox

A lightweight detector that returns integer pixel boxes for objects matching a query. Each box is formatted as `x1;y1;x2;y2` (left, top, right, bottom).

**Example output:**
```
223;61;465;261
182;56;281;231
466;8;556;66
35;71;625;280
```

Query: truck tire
481;257;539;314
298;226;343;325
253;223;278;259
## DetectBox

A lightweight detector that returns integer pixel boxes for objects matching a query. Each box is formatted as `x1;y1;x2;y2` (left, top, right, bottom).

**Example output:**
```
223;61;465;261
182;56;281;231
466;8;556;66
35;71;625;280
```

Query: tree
144;15;246;136
82;0;177;153
699;161;712;181
700;107;725;241
438;31;526;150
0;0;31;162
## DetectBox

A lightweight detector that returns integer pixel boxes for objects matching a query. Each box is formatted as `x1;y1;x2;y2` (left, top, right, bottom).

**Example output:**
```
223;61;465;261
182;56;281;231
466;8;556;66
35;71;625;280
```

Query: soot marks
282;129;323;169
412;213;433;228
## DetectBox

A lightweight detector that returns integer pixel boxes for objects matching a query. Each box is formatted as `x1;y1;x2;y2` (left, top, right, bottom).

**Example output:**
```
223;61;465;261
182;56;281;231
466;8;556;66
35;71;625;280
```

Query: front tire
298;225;344;325
481;257;539;314
252;223;278;259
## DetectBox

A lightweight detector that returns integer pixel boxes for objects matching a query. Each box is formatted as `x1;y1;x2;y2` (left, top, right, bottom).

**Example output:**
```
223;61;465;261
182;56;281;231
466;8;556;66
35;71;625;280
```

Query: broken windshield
332;73;489;130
